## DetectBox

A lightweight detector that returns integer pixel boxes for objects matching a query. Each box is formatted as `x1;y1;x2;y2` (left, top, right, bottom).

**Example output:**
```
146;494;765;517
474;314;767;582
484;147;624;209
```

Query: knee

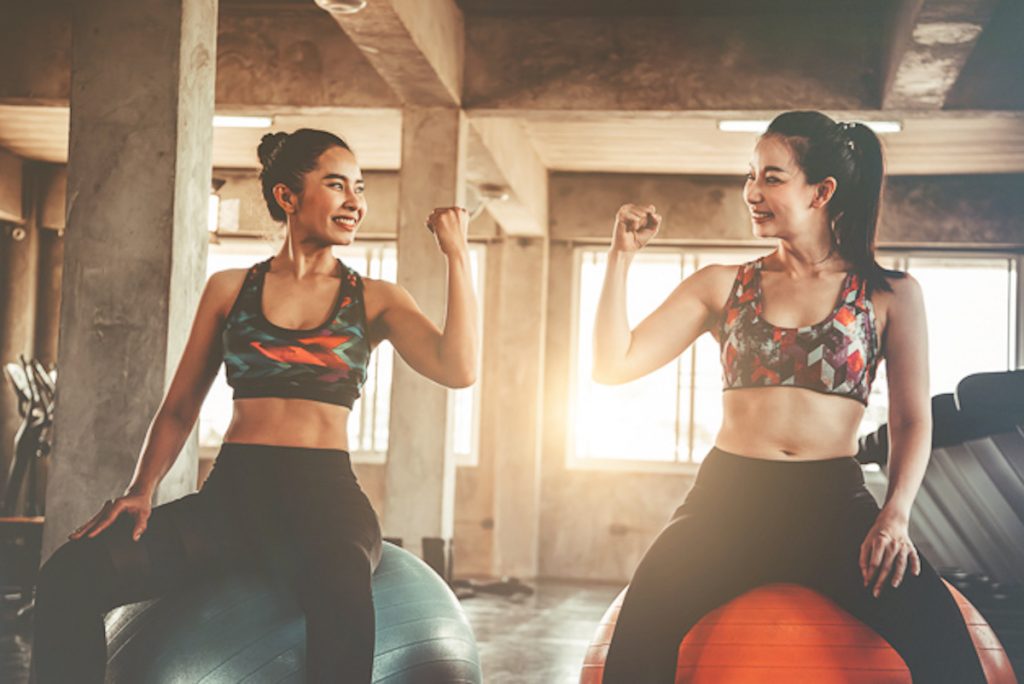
36;540;104;605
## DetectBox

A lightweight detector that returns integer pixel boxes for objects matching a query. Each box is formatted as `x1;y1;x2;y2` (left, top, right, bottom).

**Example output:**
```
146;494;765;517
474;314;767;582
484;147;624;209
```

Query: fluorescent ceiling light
213;115;273;128
864;121;903;134
718;120;772;133
718;119;903;134
314;0;367;13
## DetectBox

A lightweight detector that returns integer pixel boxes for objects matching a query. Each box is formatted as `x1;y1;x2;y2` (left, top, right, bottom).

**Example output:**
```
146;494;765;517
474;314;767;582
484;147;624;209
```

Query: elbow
592;362;625;386
444;365;477;389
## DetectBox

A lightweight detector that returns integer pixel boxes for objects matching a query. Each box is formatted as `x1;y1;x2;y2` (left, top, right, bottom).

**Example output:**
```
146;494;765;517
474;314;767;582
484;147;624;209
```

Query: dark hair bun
257;132;289;169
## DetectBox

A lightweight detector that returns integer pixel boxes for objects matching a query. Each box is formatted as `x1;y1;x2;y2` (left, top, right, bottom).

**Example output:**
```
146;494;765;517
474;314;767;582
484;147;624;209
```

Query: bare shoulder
871;271;922;315
870;271;922;343
360;276;409;323
688;262;742;314
361;276;405;304
205;268;249;318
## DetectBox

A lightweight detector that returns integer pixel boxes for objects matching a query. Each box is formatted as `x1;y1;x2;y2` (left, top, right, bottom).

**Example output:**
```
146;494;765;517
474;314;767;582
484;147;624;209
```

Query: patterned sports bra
712;255;881;405
221;258;371;409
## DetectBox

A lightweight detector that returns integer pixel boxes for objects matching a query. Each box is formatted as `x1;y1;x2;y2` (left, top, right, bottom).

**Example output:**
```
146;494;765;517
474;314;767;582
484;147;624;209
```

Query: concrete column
0;162;39;500
491;237;548;577
42;0;216;560
33;226;63;370
383;107;466;557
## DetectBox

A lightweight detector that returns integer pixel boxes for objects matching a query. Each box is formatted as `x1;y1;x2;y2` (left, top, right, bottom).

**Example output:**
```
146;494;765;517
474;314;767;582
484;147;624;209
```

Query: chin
329;227;358;245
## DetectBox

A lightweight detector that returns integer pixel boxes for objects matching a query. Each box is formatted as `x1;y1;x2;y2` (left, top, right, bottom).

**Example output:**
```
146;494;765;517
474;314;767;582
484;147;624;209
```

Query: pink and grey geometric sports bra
711;255;882;405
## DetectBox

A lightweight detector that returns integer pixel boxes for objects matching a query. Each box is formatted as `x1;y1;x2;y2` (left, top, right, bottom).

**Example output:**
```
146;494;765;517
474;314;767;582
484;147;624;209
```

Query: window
571;247;1019;467
198;240;485;466
571;248;762;466
859;253;1018;437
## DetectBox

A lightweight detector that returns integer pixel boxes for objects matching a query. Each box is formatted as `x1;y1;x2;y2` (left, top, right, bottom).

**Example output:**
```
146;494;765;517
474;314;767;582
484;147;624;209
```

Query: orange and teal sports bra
221;257;371;409
712;256;882;405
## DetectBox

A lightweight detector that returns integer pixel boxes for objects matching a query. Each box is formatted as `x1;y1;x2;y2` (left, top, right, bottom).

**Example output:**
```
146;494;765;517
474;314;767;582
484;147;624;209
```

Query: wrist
607;248;636;265
444;246;470;265
125;482;156;499
881;501;912;522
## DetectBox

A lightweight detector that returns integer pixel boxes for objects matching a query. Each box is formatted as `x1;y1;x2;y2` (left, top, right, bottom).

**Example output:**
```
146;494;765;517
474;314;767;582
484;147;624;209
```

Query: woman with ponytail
593;111;986;682
31;129;479;683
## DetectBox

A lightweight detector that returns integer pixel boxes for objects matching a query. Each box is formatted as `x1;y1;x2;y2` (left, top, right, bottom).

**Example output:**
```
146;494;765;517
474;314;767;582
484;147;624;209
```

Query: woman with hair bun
593;111;987;682
31;128;478;682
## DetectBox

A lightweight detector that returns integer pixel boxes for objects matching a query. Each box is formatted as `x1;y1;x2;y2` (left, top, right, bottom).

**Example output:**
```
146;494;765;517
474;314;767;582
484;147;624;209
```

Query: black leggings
31;443;383;684
603;447;987;683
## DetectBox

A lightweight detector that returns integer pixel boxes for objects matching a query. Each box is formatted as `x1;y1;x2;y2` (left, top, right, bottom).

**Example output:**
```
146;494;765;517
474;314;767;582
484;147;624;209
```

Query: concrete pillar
383;107;467;557
33;226;63;369
0;162;39;500
42;0;216;560
491;236;548;577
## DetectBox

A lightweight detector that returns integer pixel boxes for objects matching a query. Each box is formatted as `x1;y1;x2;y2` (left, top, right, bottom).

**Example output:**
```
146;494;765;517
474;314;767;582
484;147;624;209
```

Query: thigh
89;490;248;609
275;465;383;579
620;503;771;626
603;503;773;683
809;492;986;683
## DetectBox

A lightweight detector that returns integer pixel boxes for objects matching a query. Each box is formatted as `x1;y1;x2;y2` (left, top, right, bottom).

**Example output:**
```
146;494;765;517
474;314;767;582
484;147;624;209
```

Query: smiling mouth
332;216;359;229
751;210;774;221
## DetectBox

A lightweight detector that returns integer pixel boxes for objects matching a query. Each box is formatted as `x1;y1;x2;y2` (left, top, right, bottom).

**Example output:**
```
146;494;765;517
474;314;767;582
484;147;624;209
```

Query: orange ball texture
580;581;1017;683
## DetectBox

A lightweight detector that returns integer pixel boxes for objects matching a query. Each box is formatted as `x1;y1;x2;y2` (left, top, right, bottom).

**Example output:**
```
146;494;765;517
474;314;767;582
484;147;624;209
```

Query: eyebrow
322;173;365;184
747;165;790;174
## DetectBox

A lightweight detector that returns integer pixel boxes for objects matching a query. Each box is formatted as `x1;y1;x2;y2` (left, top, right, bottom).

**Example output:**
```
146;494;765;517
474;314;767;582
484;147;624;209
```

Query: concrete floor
460;580;621;684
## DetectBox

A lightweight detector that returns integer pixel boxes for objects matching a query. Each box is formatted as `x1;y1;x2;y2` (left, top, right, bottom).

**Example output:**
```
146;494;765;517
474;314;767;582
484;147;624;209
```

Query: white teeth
334;216;357;226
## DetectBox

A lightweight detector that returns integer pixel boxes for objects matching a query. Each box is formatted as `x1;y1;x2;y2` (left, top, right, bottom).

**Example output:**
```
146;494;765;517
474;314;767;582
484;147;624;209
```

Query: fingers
888;544;910;589
616;204;661;236
872;543;898;598
861;534;919;598
69;507;107;540
861;532;887;588
68;499;135;541
425;206;468;233
908;546;922;577
85;500;124;538
132;510;150;542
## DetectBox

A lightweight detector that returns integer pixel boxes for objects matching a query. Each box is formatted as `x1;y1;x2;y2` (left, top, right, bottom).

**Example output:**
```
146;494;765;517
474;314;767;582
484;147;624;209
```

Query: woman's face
743;134;828;241
291;145;367;246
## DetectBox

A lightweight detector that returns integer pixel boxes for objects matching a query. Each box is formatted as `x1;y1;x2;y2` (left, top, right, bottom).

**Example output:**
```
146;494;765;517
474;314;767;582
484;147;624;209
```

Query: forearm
124;409;194;498
593;249;635;381
438;250;479;386
883;418;933;517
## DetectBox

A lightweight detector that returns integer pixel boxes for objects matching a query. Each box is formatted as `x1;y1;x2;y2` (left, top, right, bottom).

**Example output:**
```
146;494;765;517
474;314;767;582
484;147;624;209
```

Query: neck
274;232;338;278
773;238;842;278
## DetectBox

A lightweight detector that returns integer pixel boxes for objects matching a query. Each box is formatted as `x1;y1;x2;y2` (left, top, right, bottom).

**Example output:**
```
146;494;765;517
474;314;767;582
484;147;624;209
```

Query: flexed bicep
595;264;724;385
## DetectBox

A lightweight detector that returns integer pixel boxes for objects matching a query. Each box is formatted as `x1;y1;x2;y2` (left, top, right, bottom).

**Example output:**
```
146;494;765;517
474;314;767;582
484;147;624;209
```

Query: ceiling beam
467;117;547;237
882;0;1000;109
319;0;464;107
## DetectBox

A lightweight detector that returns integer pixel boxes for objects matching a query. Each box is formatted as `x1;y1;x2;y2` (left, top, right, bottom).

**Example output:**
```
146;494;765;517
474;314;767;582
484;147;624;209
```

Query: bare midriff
222;397;352;450
714;387;866;461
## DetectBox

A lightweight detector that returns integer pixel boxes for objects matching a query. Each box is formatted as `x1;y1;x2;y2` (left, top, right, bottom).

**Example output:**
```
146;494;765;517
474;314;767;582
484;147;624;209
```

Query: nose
342;189;361;211
743;179;763;207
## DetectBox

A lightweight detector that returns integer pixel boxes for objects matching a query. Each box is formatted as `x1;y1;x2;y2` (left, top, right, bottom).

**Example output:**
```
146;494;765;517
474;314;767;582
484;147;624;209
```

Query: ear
272;183;299;215
811;177;837;209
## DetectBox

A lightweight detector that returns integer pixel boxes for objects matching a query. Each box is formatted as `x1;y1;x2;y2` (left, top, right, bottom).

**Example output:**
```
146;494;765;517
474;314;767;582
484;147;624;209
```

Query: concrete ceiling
0;105;403;170
1;0;1022;178
454;0;892;17
4;104;1022;176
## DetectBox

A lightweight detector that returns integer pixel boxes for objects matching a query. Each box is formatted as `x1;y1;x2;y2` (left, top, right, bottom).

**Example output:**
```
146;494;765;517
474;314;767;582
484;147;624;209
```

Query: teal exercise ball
104;542;482;683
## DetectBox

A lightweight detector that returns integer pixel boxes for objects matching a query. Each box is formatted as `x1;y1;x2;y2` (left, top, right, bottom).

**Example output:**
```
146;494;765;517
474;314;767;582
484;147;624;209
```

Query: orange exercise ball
580;581;1017;683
